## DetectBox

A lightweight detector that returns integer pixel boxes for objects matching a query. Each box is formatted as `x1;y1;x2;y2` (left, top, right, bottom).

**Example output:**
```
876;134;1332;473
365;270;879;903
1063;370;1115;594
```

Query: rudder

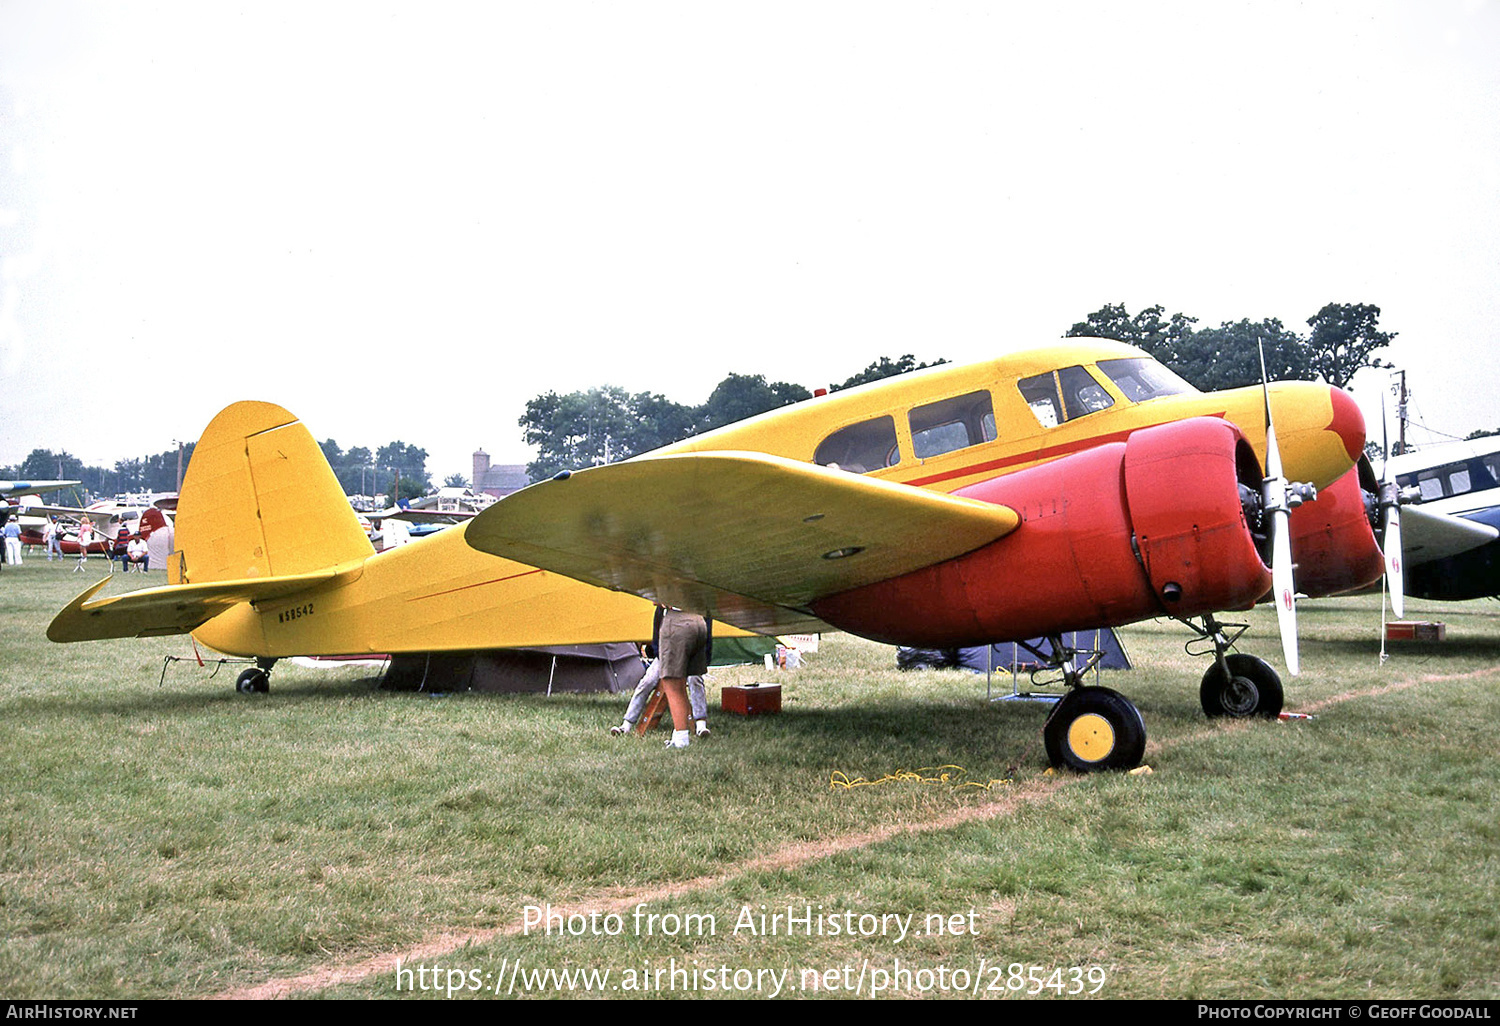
171;401;374;585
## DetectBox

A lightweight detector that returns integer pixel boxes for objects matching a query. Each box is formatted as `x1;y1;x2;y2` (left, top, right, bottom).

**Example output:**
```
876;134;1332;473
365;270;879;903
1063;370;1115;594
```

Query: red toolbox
721;683;782;716
1385;621;1446;642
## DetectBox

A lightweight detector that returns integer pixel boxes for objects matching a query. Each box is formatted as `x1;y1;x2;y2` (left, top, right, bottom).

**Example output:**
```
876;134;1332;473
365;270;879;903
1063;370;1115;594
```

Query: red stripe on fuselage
901;412;1229;488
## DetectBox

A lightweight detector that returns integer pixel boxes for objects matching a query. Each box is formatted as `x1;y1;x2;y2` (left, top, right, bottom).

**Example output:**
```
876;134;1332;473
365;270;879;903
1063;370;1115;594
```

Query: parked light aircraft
0;480;80;527
27;496;176;554
48;339;1379;771
1383;436;1500;601
0;480;83;549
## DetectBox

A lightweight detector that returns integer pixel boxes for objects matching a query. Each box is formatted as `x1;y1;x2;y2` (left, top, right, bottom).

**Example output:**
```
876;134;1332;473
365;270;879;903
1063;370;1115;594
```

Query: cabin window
814;416;899;474
1400;461;1487;501
1096;357;1196;402
908;390;997;459
1017;366;1114;428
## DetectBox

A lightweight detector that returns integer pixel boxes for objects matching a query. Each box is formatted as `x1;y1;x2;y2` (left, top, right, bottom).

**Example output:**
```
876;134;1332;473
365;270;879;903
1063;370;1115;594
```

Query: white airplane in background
0;480;82;534
1384;437;1500;601
23;495;177;554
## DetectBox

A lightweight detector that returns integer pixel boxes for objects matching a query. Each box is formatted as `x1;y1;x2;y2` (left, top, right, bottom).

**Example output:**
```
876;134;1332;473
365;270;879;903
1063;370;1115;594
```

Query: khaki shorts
659;609;710;678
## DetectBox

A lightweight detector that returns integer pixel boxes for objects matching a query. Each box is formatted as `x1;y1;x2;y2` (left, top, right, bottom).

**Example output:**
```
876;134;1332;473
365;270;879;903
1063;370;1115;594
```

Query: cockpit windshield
1095;357;1197;402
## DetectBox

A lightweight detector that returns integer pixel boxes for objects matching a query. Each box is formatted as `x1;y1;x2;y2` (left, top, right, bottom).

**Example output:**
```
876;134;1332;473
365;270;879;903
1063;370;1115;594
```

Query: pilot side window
1017;366;1114;429
1096;357;1196;402
908;390;997;459
814;416;900;474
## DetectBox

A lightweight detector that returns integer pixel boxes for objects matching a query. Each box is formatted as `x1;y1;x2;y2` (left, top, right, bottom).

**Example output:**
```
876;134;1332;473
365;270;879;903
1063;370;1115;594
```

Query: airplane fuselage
64;339;1367;659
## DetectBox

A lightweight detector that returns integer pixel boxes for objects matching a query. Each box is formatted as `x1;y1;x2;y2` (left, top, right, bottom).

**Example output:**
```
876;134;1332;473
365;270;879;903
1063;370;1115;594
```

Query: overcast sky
2;0;1496;483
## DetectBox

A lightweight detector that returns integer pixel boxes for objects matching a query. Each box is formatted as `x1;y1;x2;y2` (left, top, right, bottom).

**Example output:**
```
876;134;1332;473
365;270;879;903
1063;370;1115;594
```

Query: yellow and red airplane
48;338;1381;771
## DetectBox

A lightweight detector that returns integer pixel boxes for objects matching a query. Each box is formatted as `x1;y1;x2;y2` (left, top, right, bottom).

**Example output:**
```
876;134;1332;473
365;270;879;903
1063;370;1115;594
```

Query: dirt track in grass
213;664;1500;1000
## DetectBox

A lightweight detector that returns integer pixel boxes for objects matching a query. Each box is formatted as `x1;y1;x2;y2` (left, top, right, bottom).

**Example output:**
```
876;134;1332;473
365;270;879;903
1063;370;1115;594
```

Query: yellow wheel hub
1067;713;1116;763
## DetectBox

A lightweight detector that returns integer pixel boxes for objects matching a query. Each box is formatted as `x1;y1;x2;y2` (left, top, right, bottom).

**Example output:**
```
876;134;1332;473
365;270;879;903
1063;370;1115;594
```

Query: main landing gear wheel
235;667;270;694
1043;687;1147;772
1199;653;1282;719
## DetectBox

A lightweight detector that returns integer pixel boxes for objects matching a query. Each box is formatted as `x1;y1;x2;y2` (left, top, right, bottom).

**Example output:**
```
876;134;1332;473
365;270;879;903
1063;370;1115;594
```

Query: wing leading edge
463;451;1021;635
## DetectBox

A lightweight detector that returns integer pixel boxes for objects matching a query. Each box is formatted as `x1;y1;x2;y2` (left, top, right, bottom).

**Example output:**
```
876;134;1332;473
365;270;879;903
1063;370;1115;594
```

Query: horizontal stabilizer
1402;506;1499;565
464;451;1020;635
47;567;359;643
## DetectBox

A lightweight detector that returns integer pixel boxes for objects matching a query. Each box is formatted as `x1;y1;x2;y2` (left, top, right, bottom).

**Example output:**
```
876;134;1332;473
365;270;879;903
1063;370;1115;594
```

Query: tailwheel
1200;653;1282;719
1043;687;1146;772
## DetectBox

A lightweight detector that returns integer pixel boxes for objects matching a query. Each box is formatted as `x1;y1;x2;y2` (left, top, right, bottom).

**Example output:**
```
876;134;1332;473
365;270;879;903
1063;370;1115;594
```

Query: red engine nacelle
810;418;1273;647
1286;457;1384;599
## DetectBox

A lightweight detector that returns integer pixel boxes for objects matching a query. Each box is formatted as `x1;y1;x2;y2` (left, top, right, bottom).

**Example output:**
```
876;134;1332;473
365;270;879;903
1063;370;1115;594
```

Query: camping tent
382;644;646;694
897;629;1131;672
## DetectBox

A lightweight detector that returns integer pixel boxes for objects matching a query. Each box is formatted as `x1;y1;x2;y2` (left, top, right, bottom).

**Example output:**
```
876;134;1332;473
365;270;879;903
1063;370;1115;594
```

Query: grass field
2;555;1498;1000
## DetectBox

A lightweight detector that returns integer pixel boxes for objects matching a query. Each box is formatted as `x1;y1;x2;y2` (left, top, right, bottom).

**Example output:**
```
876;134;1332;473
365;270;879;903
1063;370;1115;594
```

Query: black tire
1043;687;1147;772
1200;654;1283;719
236;668;269;694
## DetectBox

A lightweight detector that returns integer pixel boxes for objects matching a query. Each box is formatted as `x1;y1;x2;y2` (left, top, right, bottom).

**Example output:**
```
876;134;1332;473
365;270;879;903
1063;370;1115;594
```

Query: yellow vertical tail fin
172;401;374;584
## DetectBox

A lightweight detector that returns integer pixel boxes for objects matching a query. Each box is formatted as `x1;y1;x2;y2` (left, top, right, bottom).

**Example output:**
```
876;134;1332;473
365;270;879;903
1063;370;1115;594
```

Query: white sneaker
696;724;711;738
663;737;690;750
609;724;630;736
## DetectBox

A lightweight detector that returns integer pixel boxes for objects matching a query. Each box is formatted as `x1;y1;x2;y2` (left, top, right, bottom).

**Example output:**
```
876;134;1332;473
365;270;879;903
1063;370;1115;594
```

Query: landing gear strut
235;658;277;694
1028;635;1148;772
1181;615;1283;719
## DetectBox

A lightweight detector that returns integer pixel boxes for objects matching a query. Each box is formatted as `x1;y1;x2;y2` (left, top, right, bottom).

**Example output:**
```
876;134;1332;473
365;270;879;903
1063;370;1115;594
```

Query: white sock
669;729;690;748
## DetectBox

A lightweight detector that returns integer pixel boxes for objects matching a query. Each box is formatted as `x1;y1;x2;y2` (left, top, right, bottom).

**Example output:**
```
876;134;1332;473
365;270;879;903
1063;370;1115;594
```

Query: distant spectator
112;528;131;573
2;519;20;565
74;521;95;570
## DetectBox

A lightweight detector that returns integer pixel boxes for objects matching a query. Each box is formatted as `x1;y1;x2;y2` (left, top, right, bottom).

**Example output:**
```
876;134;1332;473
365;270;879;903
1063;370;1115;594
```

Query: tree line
1065;301;1395;390
518;302;1397;481
9;302;1397;502
2;437;434;505
518;355;947;481
1;445;195;502
317;440;432;501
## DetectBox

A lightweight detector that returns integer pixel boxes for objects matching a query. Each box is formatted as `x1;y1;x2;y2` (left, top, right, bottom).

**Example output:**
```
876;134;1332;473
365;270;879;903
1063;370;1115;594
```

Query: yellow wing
464;451;1020;635
47;567;360;642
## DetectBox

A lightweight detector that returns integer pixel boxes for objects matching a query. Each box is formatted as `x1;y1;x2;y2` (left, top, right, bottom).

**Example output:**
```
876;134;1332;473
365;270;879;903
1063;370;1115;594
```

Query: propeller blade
1380;394;1405;619
1259;341;1299;675
1384;505;1405;620
1272;497;1300;676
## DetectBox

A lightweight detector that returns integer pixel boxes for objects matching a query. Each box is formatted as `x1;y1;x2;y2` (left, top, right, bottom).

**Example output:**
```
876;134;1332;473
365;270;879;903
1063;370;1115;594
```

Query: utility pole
1394;370;1408;455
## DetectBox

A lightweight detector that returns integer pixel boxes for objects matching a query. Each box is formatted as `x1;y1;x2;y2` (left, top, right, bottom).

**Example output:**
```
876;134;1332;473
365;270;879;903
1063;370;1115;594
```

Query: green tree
1066;303;1198;365
16;448;87;483
1304;302;1396;389
343;447;374;495
374;441;431;501
1171;318;1312;390
831;354;948;392
632;391;700;449
521;387;647;481
1068;301;1394;391
697;373;812;431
